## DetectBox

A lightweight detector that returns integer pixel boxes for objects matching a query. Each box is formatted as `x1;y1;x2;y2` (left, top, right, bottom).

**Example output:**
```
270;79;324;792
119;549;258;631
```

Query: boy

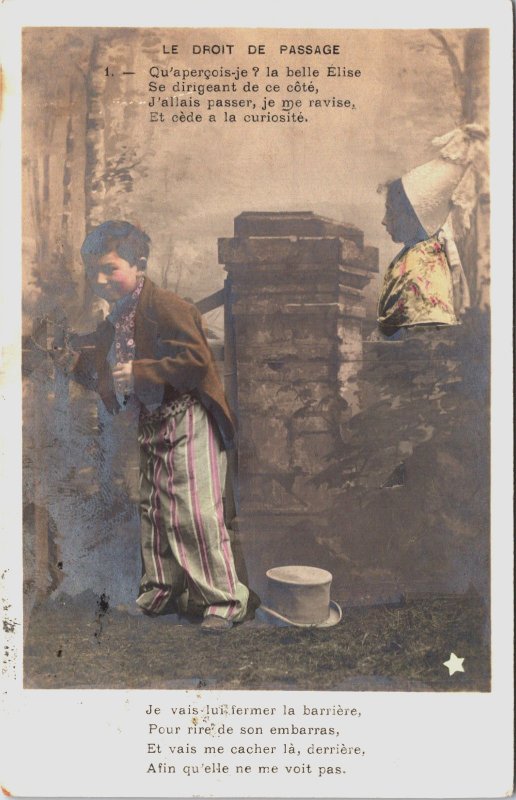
57;220;249;631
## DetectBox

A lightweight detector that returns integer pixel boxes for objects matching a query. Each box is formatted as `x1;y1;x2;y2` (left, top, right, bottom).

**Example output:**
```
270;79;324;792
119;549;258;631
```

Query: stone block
237;357;335;384
240;474;309;513
236;340;336;363
219;236;351;268
227;267;340;295
338;361;361;414
337;319;364;362
337;288;367;319
233;313;294;347
237;378;332;416
286;313;342;343
255;289;339;306
291;432;336;473
290;412;333;434
235;511;329;539
341;245;380;272
239;472;331;514
233;211;363;246
281;301;341;318
290;475;338;509
238;415;290;472
339;264;376;290
232;297;339;316
361;245;380;271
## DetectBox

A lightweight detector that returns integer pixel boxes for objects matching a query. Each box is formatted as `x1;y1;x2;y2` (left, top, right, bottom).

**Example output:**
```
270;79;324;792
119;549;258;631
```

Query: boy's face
87;251;141;302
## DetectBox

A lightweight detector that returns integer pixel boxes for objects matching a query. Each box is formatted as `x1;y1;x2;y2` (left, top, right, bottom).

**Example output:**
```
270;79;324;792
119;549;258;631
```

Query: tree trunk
84;36;108;233
82;36;111;320
462;30;490;308
430;30;490;309
30;159;44;262
463;31;489;125
61;82;75;260
461;30;490;308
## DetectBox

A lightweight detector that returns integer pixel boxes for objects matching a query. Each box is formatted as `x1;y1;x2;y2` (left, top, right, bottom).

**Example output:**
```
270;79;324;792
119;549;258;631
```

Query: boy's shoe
141;596;180;617
200;615;233;632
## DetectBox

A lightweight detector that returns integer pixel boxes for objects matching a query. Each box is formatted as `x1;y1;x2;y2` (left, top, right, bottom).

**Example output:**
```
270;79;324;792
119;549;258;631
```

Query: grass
24;593;489;691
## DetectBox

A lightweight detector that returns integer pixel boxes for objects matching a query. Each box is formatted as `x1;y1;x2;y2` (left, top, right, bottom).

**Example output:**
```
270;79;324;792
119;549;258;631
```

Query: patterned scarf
110;275;145;365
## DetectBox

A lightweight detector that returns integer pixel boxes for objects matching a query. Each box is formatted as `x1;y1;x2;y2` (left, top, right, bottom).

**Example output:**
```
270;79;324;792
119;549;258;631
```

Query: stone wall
219;212;379;598
219;212;489;606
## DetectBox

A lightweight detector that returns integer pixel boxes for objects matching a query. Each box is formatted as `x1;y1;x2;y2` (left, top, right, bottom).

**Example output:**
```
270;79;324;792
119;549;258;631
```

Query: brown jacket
72;277;235;448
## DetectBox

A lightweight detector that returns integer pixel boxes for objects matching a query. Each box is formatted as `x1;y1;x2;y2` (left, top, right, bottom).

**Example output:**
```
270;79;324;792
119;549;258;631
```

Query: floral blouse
377;234;458;332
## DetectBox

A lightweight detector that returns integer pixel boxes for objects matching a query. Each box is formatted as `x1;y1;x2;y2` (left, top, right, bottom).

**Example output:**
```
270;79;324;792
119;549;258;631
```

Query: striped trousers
136;400;249;622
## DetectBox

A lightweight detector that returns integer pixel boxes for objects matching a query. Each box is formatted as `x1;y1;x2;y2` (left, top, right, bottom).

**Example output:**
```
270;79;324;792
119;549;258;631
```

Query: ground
24;592;490;691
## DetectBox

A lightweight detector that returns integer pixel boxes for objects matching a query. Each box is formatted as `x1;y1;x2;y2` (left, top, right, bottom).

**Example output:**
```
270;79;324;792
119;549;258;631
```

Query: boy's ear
137;257;147;271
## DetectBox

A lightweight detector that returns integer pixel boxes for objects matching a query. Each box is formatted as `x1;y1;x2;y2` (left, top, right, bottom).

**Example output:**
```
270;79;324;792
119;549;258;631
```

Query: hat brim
258;600;342;628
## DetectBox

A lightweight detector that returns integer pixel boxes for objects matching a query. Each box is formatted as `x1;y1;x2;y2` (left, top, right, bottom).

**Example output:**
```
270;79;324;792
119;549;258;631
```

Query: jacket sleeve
72;349;99;391
132;301;211;392
52;331;99;391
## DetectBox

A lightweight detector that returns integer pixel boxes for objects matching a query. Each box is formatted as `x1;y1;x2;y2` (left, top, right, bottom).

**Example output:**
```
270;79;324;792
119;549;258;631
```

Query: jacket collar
134;275;155;320
134;276;157;360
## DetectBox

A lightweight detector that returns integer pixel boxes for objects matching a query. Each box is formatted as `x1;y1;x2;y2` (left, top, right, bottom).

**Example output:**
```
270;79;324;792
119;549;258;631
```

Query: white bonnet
401;124;488;236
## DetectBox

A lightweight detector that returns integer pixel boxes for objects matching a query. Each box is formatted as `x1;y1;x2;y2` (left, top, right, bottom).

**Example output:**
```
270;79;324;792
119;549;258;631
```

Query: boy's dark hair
81;221;151;269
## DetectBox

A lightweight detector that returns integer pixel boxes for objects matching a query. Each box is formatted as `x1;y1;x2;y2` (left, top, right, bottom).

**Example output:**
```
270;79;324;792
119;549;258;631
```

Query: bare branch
101;157;144;183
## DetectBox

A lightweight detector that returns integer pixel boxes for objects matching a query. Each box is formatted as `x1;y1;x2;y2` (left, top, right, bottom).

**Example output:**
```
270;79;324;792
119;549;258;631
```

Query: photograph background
22;27;490;691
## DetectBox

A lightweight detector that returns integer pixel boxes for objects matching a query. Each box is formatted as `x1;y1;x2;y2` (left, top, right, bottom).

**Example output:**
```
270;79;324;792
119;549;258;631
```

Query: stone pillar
218;212;378;596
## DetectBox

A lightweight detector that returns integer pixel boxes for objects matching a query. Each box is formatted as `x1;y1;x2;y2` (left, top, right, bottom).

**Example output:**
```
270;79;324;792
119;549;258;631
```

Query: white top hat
260;565;342;627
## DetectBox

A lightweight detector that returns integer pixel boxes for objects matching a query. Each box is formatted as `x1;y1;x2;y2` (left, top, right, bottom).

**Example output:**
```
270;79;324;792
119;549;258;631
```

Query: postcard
0;1;513;797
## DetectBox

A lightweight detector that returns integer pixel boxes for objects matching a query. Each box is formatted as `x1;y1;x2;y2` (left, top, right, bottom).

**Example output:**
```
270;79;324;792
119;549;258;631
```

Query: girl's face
381;198;403;241
88;251;141;302
382;183;427;244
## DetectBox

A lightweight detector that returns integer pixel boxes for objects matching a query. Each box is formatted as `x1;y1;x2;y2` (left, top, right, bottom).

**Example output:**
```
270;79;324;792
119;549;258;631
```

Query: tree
28;84;78;323
428;29;490;308
84;36;110;233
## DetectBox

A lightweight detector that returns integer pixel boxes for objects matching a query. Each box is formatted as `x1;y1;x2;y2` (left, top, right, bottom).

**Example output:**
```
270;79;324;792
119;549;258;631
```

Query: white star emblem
443;653;465;675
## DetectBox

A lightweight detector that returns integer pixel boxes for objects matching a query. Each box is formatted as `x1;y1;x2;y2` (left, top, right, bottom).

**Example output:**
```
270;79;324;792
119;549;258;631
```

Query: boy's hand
112;361;134;394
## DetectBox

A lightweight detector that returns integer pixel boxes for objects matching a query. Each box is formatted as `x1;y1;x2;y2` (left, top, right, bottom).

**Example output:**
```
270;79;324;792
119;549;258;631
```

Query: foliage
30;249;79;322
308;311;490;590
101;145;148;195
315;310;489;491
